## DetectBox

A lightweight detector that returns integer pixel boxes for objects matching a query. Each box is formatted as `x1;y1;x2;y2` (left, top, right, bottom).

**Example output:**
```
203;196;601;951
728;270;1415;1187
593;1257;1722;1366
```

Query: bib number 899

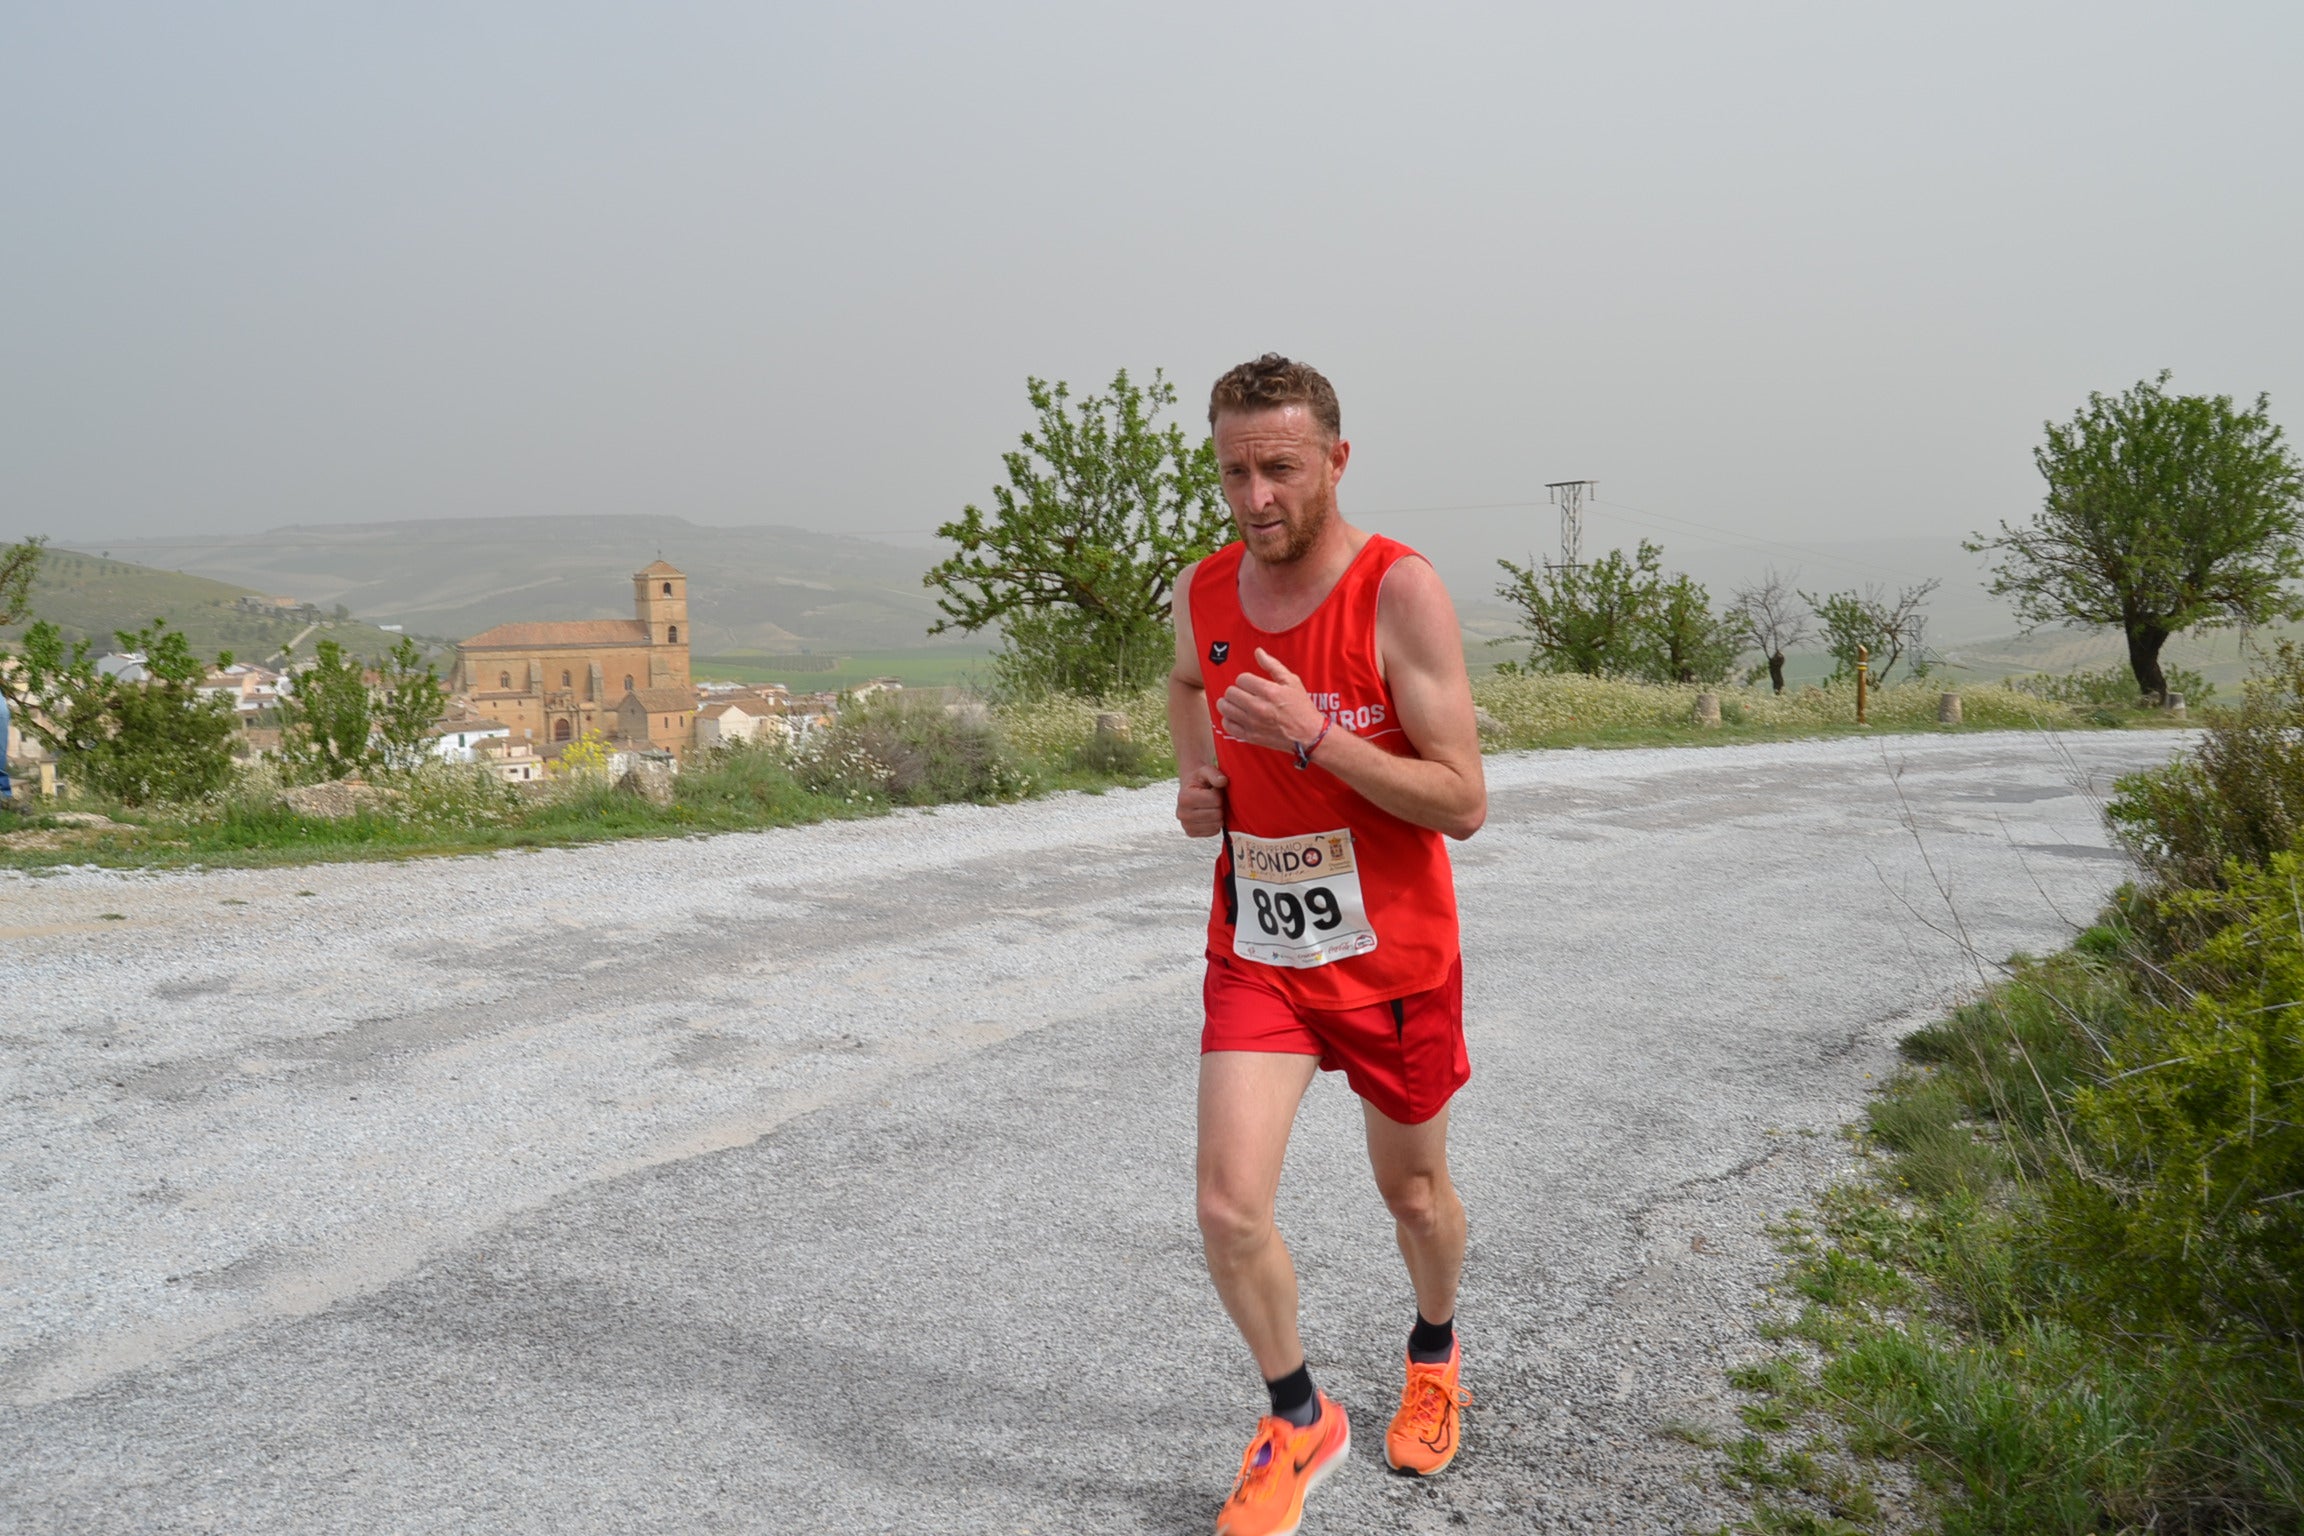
1250;885;1344;941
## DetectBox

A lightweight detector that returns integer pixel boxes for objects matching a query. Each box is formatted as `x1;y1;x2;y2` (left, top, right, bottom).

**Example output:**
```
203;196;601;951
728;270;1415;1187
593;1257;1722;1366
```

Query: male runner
1169;354;1486;1535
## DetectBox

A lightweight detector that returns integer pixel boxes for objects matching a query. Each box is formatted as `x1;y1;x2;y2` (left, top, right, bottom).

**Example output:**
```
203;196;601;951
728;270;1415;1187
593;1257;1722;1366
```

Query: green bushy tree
1495;542;1661;677
373;636;445;771
1495;539;1739;684
925;368;1229;698
8;618;235;804
1649;570;1741;685
1971;372;2304;705
278;639;372;782
0;535;43;627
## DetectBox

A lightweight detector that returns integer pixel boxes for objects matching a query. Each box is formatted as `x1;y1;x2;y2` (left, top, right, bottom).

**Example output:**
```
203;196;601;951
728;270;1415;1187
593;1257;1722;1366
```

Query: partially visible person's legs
1362;1100;1465;1326
1196;1049;1319;1378
1367;1097;1471;1476
1199;1047;1353;1536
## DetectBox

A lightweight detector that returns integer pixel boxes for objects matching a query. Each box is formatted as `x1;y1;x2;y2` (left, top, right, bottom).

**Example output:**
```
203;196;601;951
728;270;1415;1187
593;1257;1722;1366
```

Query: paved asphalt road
1;732;2188;1534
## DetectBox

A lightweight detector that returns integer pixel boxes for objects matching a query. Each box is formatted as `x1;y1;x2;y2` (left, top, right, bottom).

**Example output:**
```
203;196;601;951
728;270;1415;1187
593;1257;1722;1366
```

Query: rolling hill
96;516;961;656
5;548;424;665
37;516;2287;698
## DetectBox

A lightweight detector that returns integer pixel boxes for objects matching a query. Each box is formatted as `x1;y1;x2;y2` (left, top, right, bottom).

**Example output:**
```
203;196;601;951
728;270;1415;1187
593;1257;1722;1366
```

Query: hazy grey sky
5;2;2300;582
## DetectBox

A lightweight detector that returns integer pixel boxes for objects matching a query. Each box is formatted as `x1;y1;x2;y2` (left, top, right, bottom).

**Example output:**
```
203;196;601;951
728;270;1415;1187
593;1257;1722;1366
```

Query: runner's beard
1245;494;1335;565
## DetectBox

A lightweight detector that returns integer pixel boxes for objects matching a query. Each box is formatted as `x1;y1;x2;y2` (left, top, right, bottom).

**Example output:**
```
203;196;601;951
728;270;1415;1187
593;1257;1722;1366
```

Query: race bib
1229;827;1378;969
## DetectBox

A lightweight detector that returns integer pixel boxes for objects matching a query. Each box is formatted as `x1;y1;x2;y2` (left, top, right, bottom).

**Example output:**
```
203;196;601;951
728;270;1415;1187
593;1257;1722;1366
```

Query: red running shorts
1201;953;1469;1125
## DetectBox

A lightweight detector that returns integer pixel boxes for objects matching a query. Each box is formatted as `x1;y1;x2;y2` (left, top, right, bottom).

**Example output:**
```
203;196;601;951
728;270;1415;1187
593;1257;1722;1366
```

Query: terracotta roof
697;702;737;719
622;687;695;712
634;560;684;578
460;619;649;650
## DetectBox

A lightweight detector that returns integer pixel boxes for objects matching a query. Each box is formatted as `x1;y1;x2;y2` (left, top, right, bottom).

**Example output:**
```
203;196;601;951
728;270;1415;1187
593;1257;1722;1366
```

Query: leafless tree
1800;578;1942;687
1727;565;1810;694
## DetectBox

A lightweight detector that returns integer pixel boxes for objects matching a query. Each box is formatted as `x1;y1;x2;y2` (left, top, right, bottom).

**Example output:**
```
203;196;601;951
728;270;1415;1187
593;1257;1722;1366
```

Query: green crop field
692;646;998;692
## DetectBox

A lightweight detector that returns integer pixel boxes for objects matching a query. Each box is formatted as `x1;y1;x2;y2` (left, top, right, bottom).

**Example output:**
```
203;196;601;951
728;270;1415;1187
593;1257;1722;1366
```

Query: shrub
2055;852;2304;1347
2106;640;2304;894
1468;672;2074;744
1757;936;2304;1532
675;739;820;818
795;694;1031;806
1071;731;1151;777
387;762;524;830
2008;663;2214;710
993;684;1173;769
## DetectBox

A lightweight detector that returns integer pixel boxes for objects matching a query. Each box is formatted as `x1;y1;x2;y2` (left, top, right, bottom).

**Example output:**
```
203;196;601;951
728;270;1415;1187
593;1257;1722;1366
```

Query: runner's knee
1196;1183;1275;1254
1376;1168;1455;1234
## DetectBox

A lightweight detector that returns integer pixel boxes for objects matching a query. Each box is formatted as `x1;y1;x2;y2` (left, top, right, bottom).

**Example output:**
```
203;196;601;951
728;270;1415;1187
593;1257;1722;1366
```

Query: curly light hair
1207;353;1341;441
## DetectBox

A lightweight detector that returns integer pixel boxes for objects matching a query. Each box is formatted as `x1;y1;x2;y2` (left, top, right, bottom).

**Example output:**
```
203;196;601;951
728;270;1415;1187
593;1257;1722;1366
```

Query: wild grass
1724;945;2304;1535
1472;673;2096;747
1720;648;2304;1534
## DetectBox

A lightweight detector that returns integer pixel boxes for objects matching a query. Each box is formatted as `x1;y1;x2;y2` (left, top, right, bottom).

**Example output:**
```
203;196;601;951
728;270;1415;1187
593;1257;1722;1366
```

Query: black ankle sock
1408;1312;1456;1364
1264;1363;1320;1427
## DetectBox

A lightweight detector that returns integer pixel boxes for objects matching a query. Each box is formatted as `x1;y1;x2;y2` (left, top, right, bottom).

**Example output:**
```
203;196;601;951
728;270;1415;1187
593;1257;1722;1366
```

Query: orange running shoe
1214;1392;1350;1536
1384;1341;1470;1476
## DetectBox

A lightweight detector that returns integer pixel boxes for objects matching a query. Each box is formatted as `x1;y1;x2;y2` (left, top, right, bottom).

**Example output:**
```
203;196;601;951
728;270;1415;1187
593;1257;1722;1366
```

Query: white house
425;716;513;764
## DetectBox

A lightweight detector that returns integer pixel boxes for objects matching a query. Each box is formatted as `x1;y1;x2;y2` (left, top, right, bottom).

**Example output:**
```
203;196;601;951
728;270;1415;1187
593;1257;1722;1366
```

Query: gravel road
1;732;2187;1534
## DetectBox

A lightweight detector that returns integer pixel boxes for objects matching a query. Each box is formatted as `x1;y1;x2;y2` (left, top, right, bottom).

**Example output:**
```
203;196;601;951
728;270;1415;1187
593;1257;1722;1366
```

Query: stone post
1938;692;1963;726
1094;711;1131;745
39;761;57;799
617;755;677;807
2165;693;2187;720
1693;692;1722;728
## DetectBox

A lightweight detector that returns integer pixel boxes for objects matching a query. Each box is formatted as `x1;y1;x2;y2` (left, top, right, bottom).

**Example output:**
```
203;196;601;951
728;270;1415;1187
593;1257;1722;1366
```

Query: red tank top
1192;533;1460;1009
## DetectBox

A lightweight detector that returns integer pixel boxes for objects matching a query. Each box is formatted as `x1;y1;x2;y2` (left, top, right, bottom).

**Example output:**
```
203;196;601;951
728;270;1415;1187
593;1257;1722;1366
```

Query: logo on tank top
1310;691;1389;733
1208;641;1230;665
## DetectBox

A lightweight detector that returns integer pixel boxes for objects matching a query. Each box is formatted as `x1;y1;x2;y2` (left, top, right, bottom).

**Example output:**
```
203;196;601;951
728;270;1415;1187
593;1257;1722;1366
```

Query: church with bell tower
450;559;698;758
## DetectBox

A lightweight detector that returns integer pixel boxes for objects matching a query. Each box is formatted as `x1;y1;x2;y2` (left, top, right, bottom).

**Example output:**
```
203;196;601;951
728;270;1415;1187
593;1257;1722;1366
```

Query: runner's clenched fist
1176;763;1229;838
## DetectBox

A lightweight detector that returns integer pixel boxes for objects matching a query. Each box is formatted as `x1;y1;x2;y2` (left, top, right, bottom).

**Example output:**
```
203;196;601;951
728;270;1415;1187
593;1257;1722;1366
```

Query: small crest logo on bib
1208;641;1230;665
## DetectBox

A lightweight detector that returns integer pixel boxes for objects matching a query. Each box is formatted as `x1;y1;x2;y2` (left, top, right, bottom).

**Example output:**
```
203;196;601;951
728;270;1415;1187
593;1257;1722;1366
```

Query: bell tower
633;560;690;689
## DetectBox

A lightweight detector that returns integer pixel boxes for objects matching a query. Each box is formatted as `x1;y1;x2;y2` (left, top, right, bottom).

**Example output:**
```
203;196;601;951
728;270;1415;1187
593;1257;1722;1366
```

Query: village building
473;734;545;783
448;561;697;759
694;696;788;751
425;714;513;764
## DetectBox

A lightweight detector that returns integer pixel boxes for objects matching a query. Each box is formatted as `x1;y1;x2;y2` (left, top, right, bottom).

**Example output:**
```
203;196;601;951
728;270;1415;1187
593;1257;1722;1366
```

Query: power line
1590;498;1921;583
1352;492;1927;584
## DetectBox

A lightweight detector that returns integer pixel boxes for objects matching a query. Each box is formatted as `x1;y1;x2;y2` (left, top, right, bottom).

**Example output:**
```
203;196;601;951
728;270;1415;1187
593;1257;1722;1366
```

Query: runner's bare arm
1168;561;1228;838
1215;556;1486;840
